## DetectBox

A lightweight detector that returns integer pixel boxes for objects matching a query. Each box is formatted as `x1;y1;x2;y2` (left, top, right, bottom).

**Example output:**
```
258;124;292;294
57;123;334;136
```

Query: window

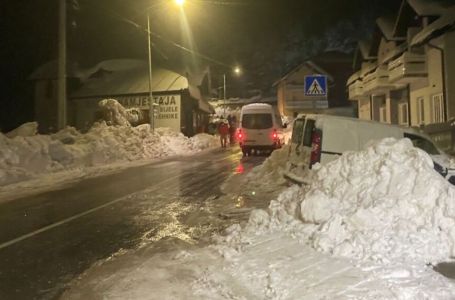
398;103;408;125
302;119;315;147
417;97;425;125
431;93;445;123
291;118;305;145
379;106;387;123
241;114;273;129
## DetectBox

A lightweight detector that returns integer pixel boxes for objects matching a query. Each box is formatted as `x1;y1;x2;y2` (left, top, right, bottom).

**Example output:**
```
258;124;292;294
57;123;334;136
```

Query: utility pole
223;73;226;116
57;0;67;130
147;11;155;132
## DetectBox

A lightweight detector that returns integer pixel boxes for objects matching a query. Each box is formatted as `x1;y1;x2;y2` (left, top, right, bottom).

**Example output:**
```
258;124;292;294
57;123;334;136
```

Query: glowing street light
147;0;184;132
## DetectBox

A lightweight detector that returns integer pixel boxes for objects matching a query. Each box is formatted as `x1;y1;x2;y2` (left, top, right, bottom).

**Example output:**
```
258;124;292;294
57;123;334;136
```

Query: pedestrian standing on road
218;119;229;148
228;114;237;145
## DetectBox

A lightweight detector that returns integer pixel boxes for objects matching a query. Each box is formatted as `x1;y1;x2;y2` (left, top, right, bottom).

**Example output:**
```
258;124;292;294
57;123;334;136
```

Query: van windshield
242;114;273;129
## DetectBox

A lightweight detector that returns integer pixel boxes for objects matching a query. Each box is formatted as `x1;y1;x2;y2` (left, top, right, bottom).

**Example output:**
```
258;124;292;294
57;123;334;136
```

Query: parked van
237;103;285;156
284;114;455;184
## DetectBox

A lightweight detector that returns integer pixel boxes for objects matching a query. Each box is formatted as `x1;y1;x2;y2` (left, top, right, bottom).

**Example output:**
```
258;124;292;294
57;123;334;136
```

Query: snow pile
0;123;219;187
98;98;131;126
5;122;38;138
223;138;455;266
246;145;290;189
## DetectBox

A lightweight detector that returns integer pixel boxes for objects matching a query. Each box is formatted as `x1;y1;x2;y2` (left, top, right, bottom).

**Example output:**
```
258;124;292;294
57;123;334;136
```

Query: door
241;113;274;146
288;117;314;170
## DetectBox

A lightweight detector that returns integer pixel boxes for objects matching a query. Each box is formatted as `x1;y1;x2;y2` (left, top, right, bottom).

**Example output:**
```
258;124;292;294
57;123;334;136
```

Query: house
347;0;455;151
274;51;354;118
30;59;214;136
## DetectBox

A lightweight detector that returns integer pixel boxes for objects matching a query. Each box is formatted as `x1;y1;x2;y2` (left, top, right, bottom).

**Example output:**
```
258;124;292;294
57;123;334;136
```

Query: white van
285;114;455;184
237;103;285;156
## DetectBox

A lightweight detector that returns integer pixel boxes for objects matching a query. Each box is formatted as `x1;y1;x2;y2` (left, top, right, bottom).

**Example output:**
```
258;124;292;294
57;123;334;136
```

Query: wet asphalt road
0;147;267;300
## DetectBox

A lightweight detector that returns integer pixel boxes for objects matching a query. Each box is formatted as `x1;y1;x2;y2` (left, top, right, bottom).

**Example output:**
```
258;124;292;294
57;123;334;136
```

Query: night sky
0;0;398;131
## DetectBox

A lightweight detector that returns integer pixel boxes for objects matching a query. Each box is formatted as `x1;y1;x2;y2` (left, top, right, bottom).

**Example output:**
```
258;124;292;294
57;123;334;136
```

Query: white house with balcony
347;0;455;151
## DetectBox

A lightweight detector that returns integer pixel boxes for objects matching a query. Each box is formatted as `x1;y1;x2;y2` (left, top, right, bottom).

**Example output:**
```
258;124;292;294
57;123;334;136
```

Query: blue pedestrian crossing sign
304;75;327;97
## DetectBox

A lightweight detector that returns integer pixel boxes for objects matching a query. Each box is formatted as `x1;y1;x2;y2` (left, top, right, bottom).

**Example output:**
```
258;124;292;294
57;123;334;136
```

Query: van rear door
241;113;274;146
288;116;314;169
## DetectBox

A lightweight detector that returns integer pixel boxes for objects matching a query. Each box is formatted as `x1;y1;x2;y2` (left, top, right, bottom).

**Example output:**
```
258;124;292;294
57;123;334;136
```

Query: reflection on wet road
0;147;268;299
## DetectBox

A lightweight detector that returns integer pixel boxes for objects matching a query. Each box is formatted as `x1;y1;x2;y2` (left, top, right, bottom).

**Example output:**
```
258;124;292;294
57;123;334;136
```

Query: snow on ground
0;121;219;196
63;137;455;299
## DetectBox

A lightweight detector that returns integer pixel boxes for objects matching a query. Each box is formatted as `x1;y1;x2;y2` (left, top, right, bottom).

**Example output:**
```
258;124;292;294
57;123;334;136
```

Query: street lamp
223;66;242;116
147;0;185;132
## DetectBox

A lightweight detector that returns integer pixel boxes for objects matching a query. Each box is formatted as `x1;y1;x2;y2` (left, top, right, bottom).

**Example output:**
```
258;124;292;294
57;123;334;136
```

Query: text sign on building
116;96;150;109
154;94;181;133
304;75;327;97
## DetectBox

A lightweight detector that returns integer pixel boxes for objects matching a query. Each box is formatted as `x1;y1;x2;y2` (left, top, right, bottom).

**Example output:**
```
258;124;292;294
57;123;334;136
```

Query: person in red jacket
218;120;229;148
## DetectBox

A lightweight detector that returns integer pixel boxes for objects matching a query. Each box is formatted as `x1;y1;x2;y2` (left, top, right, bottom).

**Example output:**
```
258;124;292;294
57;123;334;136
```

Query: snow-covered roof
411;6;455;46
29;60;83;80
407;0;452;16
358;40;376;60
71;61;189;98
274;61;334;86
70;59;214;114
377;16;404;41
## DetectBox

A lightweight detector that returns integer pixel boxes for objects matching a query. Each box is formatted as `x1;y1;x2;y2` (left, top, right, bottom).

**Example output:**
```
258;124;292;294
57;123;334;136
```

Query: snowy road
0;147;269;300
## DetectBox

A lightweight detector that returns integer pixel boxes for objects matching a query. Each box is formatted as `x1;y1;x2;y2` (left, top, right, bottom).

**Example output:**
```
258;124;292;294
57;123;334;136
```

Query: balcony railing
363;66;394;94
388;52;427;84
348;80;364;100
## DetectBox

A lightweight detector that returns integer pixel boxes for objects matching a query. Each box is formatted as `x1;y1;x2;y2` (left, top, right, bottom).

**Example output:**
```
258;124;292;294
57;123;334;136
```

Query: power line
78;1;234;69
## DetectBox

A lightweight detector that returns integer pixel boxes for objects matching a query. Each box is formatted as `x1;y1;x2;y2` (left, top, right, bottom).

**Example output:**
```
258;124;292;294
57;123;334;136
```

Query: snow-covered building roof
68;59;214;114
71;60;189;98
273;52;353;86
407;0;453;16
377;16;404;41
29;60;83;80
392;0;454;39
411;5;455;46
358;40;376;60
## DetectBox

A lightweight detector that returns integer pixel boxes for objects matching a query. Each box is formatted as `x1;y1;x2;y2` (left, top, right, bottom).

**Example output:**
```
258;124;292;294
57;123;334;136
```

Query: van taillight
310;129;322;169
272;129;278;140
237;129;244;141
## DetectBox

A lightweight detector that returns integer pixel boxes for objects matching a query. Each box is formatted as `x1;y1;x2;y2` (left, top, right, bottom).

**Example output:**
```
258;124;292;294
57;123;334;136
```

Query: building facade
30;59;214;136
347;0;455;151
274;51;353;118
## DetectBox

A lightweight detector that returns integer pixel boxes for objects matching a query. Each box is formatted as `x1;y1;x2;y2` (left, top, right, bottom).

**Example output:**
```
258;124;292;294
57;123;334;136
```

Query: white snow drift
228;138;455;266
0;122;219;187
63;137;455;299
